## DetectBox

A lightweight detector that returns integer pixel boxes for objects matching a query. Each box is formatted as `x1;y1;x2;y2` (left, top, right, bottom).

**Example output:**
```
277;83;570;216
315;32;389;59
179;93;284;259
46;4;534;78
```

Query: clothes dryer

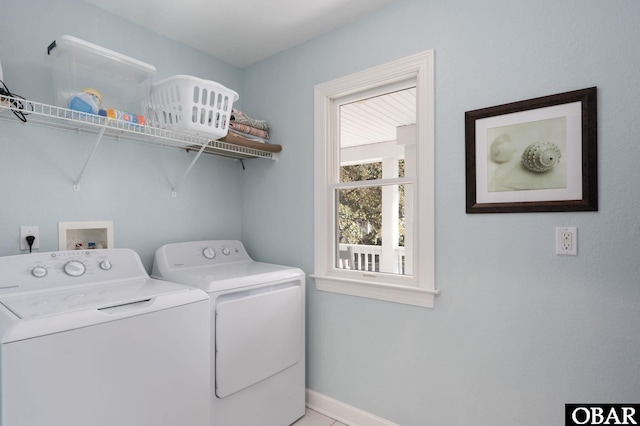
152;240;305;426
0;248;211;426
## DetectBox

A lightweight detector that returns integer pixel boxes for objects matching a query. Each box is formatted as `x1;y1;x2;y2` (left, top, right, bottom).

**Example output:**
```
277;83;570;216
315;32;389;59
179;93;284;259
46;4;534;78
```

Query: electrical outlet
556;226;577;255
20;225;40;251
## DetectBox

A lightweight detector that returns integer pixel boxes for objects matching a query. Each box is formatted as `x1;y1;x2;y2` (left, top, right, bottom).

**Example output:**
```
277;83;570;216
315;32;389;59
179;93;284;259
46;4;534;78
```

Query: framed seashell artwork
464;87;598;213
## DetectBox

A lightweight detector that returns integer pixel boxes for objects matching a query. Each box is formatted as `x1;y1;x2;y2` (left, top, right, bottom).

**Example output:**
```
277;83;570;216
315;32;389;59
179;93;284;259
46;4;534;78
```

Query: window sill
311;275;438;308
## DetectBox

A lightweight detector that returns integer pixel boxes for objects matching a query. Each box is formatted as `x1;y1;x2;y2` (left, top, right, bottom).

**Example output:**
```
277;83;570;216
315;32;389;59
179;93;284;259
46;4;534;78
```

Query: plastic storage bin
47;35;156;115
145;75;239;139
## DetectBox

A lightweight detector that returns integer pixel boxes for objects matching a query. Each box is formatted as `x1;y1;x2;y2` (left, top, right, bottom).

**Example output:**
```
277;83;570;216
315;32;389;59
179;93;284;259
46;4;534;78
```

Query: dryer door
215;283;302;398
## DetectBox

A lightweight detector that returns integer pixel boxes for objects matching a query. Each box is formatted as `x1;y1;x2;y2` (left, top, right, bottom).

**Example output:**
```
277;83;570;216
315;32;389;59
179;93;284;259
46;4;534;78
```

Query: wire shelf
0;96;277;161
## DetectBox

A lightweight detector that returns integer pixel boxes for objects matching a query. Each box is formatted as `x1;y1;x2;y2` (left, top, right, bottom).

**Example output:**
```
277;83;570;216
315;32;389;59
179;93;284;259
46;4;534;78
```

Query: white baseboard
305;389;399;426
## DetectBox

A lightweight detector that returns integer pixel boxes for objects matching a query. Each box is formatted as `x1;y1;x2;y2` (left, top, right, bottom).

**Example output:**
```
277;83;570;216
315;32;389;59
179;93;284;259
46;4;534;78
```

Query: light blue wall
0;0;246;269
240;1;640;425
3;1;640;425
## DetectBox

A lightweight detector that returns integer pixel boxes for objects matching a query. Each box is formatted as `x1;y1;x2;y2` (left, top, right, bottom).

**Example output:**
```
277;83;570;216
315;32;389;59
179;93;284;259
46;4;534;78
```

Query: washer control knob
222;248;231;256
99;259;112;270
63;260;86;277
203;247;216;259
31;266;48;278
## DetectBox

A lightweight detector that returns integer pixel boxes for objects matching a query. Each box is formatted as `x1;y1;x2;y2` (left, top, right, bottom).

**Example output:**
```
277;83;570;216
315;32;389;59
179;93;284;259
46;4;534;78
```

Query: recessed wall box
58;221;114;251
47;35;156;114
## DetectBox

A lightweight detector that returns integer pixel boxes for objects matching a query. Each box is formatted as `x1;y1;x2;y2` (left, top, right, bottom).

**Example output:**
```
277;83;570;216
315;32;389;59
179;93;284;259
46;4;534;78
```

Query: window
313;51;437;308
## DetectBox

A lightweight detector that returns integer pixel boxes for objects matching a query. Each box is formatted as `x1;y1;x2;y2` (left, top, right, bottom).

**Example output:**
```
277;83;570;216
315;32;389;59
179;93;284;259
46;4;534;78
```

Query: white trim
332;176;416;189
306;389;400;426
312;275;437;308
313;50;436;308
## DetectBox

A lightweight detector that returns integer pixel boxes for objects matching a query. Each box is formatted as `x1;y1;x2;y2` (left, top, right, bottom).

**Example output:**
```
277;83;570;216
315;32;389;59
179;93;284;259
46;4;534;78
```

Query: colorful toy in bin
68;88;103;114
99;108;146;125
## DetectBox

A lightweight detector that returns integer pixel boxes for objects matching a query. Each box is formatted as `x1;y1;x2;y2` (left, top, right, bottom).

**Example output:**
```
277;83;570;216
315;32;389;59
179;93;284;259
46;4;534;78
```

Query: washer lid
0;278;190;319
165;261;304;292
200;261;297;282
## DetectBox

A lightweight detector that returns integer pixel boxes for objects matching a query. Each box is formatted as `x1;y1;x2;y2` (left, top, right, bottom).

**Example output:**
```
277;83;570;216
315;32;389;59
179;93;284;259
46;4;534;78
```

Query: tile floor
292;408;348;426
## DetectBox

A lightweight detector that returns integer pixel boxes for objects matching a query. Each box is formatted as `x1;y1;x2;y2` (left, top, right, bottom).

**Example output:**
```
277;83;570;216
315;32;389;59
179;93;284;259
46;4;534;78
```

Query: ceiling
81;0;397;68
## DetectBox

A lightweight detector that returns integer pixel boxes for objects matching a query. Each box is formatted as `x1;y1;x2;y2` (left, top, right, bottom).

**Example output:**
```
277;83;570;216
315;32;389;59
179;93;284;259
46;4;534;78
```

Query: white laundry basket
145;75;238;138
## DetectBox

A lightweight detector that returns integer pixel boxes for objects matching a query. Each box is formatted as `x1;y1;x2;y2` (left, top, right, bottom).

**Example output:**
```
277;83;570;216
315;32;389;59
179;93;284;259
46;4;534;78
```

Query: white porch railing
338;244;406;274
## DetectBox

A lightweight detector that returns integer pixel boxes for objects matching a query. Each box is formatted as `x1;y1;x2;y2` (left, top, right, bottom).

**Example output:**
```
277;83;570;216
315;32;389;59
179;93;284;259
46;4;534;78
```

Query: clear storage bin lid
47;35;156;83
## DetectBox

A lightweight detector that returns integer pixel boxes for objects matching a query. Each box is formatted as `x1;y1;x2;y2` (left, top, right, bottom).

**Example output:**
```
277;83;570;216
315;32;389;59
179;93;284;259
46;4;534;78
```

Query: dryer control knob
63;260;86;277
203;247;216;259
222;248;231;256
99;259;112;270
31;266;48;278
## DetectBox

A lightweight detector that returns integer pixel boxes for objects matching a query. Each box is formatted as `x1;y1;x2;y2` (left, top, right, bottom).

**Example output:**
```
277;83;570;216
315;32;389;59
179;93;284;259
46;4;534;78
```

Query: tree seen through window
339;160;405;246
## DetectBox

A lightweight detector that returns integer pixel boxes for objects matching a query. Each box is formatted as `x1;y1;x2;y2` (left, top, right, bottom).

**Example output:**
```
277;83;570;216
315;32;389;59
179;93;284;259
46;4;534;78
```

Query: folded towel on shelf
228;129;269;144
229;122;269;140
231;108;269;131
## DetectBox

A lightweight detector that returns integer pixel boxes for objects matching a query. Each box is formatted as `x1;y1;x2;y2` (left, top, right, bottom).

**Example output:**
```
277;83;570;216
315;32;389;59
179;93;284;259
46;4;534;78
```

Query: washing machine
152;240;305;426
0;248;211;426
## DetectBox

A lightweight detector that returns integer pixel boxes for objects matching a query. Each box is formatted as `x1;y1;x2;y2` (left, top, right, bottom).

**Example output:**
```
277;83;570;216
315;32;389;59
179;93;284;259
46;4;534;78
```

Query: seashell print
521;141;562;173
490;137;516;163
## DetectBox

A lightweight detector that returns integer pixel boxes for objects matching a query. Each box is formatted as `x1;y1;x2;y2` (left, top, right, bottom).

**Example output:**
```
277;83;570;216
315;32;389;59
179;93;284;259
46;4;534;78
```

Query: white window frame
312;51;438;308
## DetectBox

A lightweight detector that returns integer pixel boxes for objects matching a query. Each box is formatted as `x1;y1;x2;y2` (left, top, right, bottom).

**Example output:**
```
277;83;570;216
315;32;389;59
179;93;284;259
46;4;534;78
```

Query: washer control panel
0;249;147;296
158;240;251;269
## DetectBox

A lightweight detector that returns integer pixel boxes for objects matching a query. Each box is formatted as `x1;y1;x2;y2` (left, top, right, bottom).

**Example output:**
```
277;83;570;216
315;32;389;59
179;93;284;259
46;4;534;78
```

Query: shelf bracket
74;125;107;191
171;142;209;197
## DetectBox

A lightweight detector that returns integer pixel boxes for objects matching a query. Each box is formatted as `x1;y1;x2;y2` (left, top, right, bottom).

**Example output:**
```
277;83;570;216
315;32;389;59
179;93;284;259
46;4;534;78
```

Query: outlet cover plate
556;226;577;255
20;226;40;250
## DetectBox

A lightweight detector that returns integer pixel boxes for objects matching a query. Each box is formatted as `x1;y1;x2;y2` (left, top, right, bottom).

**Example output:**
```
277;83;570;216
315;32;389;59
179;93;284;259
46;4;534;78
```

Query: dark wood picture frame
465;87;598;213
